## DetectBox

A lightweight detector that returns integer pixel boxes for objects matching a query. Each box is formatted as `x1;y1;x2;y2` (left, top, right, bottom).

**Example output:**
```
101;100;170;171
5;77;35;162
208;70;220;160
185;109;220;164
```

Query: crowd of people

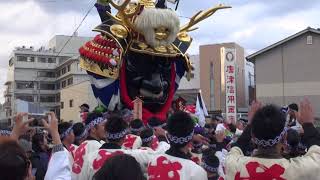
0;99;320;180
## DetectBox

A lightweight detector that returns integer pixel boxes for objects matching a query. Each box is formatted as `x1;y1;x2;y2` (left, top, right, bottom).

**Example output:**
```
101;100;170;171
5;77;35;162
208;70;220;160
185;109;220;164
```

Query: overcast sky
0;0;320;103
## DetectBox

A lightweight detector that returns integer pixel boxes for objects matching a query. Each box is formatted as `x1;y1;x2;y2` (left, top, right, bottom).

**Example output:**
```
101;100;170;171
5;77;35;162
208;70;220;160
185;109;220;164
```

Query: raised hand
248;100;262;124
154;127;166;137
215;130;226;143
297;98;315;125
10;113;34;140
42;112;61;145
192;134;209;145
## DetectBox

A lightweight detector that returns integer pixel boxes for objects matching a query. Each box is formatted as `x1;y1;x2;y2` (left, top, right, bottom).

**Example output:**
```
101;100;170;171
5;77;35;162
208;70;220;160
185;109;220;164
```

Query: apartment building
3;35;93;120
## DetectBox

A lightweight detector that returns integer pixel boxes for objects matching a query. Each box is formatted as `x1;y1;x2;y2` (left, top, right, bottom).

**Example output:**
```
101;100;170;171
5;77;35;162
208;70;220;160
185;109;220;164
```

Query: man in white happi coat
225;100;320;180
78;115;170;180
71;112;107;179
58;122;76;168
122;119;144;150
147;112;208;180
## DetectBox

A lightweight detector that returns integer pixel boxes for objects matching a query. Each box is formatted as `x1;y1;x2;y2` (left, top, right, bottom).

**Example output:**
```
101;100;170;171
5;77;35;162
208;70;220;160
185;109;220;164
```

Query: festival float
79;0;231;123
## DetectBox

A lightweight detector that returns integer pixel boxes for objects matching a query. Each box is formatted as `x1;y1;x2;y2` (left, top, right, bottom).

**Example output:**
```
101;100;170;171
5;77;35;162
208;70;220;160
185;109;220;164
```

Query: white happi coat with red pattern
122;134;142;150
63;147;74;169
225;145;320;180
147;154;208;180
71;140;103;180
79;141;170;180
69;144;78;158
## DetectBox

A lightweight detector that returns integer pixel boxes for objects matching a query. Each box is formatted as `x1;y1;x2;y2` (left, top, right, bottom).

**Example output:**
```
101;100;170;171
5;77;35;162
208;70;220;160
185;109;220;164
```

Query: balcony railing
3;101;12;108
4;89;13;96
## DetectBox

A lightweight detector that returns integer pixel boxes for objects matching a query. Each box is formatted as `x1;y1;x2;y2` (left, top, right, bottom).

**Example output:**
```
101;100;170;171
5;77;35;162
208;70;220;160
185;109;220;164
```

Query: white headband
106;129;128;140
60;126;73;139
85;117;107;131
130;126;145;133
167;130;194;144
202;162;218;173
253;127;288;147
142;135;154;143
0;130;11;136
76;129;88;140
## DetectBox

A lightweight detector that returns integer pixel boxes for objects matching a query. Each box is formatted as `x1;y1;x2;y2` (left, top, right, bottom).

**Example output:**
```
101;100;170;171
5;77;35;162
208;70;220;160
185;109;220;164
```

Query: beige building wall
60;81;98;122
252;31;320;116
200;43;246;112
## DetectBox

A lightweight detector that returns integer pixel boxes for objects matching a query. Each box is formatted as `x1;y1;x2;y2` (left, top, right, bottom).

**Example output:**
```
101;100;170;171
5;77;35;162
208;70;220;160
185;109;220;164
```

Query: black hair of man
58;122;73;140
93;154;144;180
288;103;298;112
105;114;128;142
167;111;195;148
251;105;286;145
85;112;103;131
147;117;163;128
32;133;46;153
130;119;144;135
140;128;154;147
73;122;85;137
80;103;90;110
202;148;220;169
0;140;30;180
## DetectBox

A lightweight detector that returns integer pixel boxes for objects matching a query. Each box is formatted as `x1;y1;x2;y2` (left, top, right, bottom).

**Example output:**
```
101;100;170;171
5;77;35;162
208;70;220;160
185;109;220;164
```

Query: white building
3;35;93;120
245;61;255;106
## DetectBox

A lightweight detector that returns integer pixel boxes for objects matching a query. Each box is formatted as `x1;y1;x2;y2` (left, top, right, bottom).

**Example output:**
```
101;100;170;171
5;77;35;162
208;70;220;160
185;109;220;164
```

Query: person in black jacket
31;132;50;180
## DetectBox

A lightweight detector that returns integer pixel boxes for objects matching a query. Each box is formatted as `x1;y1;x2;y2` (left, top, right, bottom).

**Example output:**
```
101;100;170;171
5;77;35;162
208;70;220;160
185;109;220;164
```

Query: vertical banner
221;47;237;124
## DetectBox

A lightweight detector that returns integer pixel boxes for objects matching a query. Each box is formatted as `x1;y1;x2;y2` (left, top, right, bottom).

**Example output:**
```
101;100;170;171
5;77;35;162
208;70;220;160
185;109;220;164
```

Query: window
38;71;55;78
56;71;61;78
59;56;70;64
307;35;313;45
67;65;71;72
67;77;73;85
48;57;56;63
17;56;28;62
61;68;66;75
61;80;66;88
40;95;56;102
56;82;60;90
16;95;34;102
61;102;64;109
39;57;47;63
69;99;73;108
17;82;34;89
29;57;35;62
56;94;60;102
40;83;55;90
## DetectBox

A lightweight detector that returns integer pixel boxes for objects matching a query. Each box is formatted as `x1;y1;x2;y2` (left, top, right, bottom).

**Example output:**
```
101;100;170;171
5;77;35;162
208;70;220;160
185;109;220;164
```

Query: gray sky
0;0;320;103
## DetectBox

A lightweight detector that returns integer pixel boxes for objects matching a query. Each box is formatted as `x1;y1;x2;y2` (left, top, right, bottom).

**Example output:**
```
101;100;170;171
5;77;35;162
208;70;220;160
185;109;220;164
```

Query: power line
179;15;191;19
37;0;95;83
53;0;96;59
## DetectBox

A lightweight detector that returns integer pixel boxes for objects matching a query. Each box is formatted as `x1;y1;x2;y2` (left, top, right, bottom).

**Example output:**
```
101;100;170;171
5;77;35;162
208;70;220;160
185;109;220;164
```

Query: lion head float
79;0;230;123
